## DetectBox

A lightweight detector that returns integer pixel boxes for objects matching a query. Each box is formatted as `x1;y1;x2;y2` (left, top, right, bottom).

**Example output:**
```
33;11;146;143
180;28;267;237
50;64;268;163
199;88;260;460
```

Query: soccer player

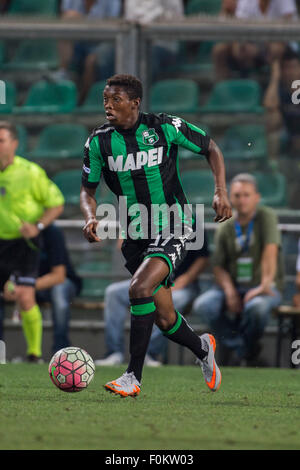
0;121;64;361
80;74;232;397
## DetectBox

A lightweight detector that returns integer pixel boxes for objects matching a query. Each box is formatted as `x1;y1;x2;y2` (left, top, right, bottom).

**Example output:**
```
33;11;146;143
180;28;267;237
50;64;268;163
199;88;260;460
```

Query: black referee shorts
0;237;41;290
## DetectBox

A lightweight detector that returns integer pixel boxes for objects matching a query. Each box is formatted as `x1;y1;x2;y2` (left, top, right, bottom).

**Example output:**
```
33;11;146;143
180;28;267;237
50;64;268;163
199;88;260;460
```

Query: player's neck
117;111;140;131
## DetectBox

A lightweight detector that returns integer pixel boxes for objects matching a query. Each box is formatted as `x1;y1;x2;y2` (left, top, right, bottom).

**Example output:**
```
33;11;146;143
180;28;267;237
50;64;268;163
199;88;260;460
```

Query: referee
0;121;64;361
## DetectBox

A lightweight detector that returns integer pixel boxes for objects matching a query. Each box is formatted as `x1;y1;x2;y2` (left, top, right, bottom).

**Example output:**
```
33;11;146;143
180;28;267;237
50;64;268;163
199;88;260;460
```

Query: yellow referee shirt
0;156;64;239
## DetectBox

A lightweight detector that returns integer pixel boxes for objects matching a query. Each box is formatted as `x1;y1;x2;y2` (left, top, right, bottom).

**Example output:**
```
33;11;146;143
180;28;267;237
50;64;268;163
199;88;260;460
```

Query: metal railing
1;15;300;106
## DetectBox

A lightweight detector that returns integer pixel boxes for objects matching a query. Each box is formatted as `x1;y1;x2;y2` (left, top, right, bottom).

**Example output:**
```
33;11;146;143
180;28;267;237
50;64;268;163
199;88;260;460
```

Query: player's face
230;182;260;217
103;85;140;129
0;129;18;163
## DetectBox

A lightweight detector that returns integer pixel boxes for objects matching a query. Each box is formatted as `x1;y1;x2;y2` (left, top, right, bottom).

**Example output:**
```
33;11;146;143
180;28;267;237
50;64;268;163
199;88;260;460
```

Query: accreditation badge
236;257;253;284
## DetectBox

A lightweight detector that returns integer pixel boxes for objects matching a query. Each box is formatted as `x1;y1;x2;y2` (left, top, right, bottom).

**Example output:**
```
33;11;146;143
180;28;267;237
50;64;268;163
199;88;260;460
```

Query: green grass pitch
0;364;299;450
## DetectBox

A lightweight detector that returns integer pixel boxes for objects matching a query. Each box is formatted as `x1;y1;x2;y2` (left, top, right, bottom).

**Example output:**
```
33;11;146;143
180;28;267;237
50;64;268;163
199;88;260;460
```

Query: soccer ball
49;347;95;392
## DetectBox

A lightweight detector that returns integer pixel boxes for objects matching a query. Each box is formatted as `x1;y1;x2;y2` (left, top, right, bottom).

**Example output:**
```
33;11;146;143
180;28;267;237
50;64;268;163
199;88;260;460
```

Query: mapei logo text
108;146;163;172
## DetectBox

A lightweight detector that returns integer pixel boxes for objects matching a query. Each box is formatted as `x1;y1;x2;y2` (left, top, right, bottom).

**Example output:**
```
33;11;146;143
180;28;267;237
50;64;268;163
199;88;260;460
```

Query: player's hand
20;221;40;239
212;189;232;223
83;217;101;243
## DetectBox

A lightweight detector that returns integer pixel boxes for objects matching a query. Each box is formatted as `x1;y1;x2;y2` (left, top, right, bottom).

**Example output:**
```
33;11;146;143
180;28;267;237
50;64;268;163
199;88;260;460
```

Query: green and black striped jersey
82;112;210;236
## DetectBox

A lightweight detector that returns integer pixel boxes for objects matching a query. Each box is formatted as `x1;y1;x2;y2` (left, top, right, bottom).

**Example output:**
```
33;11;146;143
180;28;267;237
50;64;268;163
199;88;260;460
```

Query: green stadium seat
201;79;263;113
254;171;287;207
180;169;215;205
78;261;112;299
4;40;58;71
31;124;89;159
76;80;106;113
16;125;28;156
178;41;215;74
15;80;77;114
185;0;222;15
8;0;58;16
149;79;200;113
220;124;267;160
0;81;16;114
52;169;82;205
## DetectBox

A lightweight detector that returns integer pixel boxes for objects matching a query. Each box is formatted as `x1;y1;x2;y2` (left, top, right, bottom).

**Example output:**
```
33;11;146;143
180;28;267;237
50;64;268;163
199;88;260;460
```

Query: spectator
3;224;82;354
55;0;122;103
95;231;210;366
220;0;238;16
263;49;300;207
123;0;184;81
293;238;300;307
0;121;64;361
264;49;300;156
213;0;298;80
193;173;284;366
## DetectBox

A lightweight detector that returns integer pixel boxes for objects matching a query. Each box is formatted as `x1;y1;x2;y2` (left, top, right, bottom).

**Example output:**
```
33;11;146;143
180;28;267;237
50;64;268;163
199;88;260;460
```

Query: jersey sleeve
162;114;211;156
81;133;104;189
30;164;65;208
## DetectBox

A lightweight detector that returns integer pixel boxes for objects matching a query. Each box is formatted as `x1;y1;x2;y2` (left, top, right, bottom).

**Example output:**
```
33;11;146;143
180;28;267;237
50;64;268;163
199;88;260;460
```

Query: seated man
55;0;122;103
193;173;283;365
293;237;300;308
213;0;298;80
96;232;210;366
263;49;300;207
2;224;82;354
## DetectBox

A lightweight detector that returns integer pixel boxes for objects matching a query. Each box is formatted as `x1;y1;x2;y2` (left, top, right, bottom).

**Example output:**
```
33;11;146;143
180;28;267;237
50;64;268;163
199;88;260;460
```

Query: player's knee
15;286;35;311
129;278;153;299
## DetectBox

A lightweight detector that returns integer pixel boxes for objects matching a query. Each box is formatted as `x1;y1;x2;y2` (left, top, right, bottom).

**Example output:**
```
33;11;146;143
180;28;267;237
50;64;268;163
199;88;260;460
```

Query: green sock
21;305;43;357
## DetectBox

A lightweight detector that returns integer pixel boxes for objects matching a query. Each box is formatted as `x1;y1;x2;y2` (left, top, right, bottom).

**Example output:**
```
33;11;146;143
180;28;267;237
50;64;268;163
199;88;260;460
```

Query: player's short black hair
106;74;143;101
0;121;18;140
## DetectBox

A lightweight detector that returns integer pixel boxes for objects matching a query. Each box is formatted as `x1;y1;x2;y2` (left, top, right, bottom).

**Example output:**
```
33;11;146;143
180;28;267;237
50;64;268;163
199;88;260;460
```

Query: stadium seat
254;171;287;207
79;261;113;300
180;169;215;205
220;124;267;160
201;79;263;113
52;169;82;205
31;124;89;159
16;125;28;156
8;0;58;16
177;41;215;74
4;40;58;71
0;81;16;114
76;80;106;113
149;79;200;113
15;80;77;114
185;0;222;15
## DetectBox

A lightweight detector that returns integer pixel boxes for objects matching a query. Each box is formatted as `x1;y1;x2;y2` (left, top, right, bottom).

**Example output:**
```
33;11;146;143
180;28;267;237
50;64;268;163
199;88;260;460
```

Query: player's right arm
80;186;101;243
80;132;104;243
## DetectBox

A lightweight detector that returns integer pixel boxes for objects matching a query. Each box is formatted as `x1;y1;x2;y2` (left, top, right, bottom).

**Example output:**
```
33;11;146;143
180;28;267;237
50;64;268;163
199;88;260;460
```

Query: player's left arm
164;115;232;223
206;139;232;223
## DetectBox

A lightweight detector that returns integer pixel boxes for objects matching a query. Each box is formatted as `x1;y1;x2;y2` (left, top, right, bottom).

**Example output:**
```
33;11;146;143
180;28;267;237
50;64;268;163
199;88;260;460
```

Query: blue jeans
193;285;282;359
104;279;200;358
36;278;77;353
